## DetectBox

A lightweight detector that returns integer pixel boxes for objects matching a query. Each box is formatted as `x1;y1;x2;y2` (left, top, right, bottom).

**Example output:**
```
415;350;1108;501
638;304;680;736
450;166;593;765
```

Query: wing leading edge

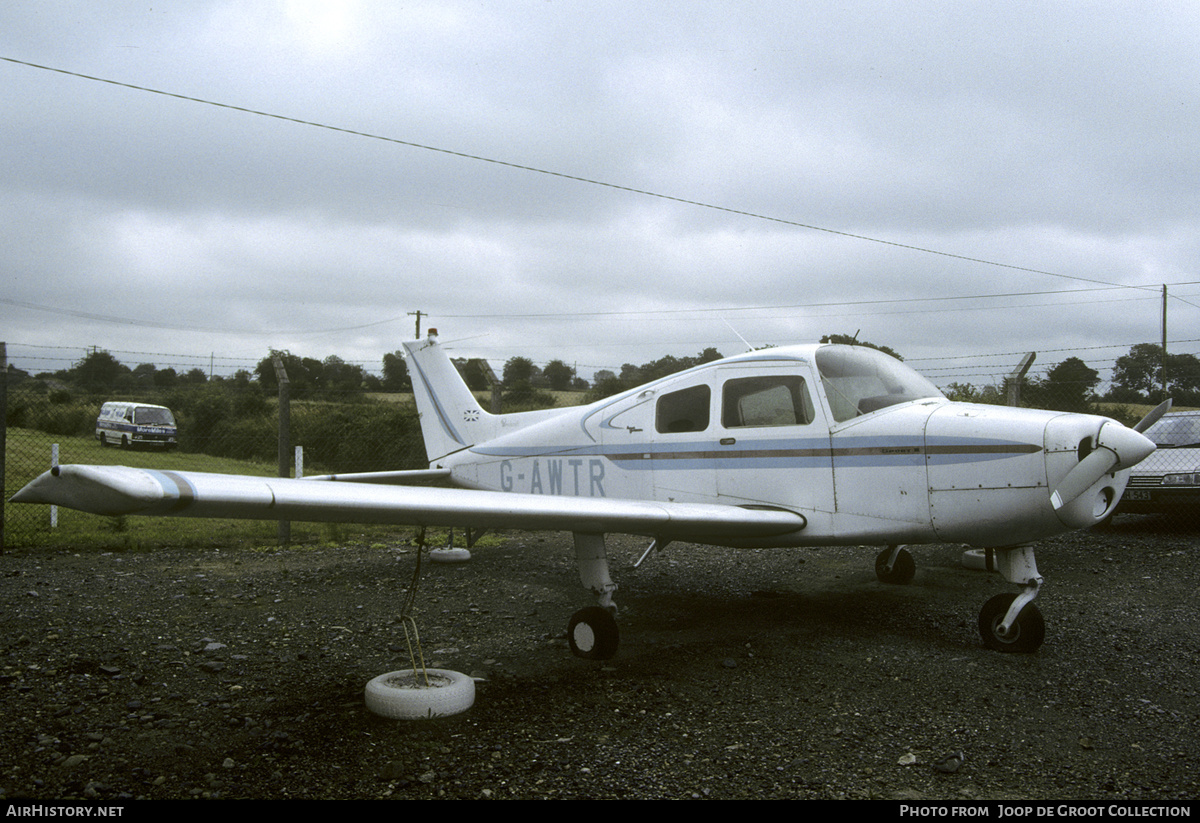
12;465;806;541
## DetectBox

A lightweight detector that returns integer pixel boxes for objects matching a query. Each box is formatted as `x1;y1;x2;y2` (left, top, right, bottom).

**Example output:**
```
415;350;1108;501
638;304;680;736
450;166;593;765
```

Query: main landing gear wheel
978;593;1045;653
567;606;619;660
875;546;915;585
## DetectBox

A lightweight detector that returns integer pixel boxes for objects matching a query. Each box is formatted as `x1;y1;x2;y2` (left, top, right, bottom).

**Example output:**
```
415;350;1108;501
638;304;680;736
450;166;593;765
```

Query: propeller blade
1134;399;1172;433
1051;448;1118;510
1051;422;1156;510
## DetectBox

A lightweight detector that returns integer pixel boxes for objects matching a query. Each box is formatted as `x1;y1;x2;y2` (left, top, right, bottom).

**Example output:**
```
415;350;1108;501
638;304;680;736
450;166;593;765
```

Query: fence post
0;342;6;552
470;357;502;414
273;355;291;545
1007;352;1036;407
50;444;59;528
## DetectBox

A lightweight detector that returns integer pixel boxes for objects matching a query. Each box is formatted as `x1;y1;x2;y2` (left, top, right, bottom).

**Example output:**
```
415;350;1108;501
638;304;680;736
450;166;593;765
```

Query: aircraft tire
978;594;1045;653
364;668;475;719
429;547;471;563
567;606;619;660
875;546;915;585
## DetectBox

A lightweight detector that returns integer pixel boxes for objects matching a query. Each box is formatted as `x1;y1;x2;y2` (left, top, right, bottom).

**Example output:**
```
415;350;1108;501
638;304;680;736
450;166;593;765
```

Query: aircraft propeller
1133;398;1172;433
1050;416;1158;511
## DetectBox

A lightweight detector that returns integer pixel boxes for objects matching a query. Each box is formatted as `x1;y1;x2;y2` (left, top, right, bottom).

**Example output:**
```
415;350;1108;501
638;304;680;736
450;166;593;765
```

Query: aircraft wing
12;465;805;540
302;469;453;484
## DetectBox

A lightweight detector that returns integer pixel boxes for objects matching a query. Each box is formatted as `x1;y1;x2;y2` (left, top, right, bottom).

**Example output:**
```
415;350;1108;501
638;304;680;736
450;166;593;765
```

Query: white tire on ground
429;547;471;563
364;668;475;719
962;549;988;571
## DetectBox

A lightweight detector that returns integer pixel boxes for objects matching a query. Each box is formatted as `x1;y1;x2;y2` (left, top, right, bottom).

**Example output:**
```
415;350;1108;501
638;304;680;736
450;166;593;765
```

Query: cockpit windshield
816;345;944;422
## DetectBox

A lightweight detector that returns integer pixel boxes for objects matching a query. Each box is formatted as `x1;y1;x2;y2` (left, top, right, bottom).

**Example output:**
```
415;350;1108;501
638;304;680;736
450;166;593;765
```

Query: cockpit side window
722;375;814;428
655;385;711;433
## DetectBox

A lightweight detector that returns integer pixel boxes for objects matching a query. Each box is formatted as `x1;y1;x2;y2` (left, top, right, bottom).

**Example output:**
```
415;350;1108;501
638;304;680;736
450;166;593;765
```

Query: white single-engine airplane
14;331;1164;657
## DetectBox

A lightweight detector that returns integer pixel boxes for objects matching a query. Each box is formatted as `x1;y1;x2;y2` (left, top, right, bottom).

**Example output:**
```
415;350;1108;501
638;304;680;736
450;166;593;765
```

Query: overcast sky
3;1;1199;390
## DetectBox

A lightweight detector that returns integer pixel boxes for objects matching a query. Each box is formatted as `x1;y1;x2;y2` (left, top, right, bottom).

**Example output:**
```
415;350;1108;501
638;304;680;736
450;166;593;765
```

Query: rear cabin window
655;385;711;433
722;375;814;428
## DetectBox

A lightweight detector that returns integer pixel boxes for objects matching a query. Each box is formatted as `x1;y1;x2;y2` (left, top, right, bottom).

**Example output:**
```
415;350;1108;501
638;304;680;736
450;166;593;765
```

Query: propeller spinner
1050;418;1157;511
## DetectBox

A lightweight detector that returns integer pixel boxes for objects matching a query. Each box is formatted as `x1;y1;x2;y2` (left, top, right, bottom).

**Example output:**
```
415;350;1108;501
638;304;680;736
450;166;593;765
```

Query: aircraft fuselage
435;345;1131;549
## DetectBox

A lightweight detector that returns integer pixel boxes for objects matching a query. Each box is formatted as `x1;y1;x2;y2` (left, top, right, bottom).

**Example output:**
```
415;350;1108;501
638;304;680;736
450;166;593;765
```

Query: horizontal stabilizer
13;465;806;540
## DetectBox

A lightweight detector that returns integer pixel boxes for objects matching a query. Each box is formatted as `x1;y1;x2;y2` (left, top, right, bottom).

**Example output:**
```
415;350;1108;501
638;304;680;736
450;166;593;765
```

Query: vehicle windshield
1142;414;1200;448
816;345;944;422
135;407;175;426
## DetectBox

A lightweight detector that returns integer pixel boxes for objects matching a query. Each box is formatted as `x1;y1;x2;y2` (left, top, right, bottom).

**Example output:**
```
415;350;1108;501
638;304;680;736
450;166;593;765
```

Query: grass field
3;428;418;551
367;390;588;408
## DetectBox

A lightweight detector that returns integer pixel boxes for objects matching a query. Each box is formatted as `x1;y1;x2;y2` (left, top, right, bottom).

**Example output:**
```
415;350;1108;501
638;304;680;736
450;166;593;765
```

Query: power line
7;281;1196;335
0;55;1161;292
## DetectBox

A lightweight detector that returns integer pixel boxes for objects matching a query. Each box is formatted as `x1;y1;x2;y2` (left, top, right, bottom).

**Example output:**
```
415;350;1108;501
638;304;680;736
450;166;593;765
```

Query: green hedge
6;385;427;474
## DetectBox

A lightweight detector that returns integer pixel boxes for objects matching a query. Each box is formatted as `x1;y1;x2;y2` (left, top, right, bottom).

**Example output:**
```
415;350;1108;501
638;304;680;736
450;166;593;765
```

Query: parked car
96;402;178;450
1116;410;1200;516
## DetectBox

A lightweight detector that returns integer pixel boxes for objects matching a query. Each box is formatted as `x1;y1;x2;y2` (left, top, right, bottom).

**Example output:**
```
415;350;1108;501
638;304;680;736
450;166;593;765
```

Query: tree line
944;345;1200;413
11;338;1198;418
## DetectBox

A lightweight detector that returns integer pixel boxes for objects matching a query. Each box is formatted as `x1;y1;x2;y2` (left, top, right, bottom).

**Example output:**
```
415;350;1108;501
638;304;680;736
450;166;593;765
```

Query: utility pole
408;310;425;340
1161;284;1168;399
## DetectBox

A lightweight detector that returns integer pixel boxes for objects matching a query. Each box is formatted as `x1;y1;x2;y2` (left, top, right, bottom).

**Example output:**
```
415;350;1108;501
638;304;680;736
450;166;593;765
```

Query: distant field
364;392;415;404
367;390;588;408
1093;401;1197;417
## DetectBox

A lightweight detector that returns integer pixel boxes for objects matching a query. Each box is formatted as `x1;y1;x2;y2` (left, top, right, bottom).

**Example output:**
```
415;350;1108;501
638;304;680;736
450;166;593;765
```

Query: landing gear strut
568;532;620;660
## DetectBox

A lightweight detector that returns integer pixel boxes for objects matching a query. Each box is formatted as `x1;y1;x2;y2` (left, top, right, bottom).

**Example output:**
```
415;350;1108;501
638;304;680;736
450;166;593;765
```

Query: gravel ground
1;516;1198;800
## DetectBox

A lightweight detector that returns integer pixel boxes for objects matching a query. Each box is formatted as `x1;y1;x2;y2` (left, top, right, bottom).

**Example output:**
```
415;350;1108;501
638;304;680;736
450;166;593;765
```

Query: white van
96;402;178;450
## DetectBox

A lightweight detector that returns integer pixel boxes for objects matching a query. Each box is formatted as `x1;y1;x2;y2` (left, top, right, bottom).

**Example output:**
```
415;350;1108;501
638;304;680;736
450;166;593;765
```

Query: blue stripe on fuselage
470;435;1040;470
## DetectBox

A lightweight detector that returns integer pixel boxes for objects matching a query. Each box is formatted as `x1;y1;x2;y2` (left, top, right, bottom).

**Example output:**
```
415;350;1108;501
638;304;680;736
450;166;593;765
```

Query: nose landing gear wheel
979;593;1045;653
875;546;915;585
567;606;619;660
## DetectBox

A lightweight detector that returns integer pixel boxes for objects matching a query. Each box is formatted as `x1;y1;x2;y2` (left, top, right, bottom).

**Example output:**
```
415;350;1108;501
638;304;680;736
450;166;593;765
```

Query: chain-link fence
2;365;428;548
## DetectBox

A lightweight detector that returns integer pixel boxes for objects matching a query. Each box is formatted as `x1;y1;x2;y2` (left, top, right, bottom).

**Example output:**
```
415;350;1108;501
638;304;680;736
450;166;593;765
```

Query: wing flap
13;465;805;539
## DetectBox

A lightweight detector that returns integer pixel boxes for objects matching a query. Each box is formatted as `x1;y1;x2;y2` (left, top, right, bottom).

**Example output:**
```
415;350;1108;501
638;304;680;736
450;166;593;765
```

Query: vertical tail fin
402;330;497;463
